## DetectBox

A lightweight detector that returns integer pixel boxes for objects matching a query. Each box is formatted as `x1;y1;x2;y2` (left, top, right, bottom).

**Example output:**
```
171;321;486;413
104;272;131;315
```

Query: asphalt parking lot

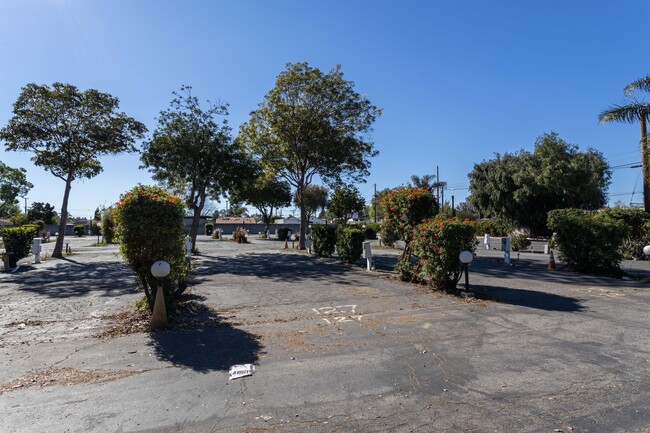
1;236;649;432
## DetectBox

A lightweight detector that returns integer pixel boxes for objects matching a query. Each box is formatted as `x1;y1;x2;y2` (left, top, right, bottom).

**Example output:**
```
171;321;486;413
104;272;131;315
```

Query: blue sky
1;0;648;217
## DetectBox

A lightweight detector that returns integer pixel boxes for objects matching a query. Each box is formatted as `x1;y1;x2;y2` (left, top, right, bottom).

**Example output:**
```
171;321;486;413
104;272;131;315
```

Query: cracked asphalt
1;236;650;432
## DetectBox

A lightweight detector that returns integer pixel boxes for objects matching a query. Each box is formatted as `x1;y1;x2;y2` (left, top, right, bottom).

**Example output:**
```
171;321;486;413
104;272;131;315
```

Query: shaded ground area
1;236;649;433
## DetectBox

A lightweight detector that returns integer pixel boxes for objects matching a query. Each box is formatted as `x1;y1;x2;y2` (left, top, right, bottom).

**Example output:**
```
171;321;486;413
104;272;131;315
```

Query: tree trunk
189;189;206;252
641;115;650;213
298;184;307;249
52;177;73;258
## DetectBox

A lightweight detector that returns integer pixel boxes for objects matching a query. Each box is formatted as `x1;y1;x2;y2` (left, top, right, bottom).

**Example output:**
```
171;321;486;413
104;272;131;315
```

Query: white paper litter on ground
229;364;255;380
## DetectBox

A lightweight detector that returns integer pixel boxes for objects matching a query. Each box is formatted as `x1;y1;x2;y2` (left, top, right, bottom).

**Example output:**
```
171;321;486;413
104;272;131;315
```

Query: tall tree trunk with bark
52;176;72;258
297;183;307;249
641;115;650;213
189;190;206;252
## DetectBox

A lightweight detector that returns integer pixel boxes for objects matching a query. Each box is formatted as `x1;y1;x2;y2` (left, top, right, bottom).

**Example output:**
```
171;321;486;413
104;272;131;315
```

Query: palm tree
410;174;436;190
599;75;650;212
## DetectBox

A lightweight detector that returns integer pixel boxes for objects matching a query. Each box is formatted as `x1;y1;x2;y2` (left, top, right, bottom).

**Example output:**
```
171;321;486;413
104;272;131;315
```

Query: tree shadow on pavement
1;258;138;298
472;285;585;312
147;294;264;372
192;252;365;285
470;256;636;288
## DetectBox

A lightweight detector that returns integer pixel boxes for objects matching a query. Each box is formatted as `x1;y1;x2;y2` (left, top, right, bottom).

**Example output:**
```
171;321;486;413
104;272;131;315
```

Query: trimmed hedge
547;209;628;275
310;225;337;257
336;226;365;263
362;223;380;240
73;224;85;237
115;185;189;310
379;221;400;247
511;233;531;251
277;227;291;241
599;208;650;260
411;217;477;290
102;208;117;243
1;225;37;261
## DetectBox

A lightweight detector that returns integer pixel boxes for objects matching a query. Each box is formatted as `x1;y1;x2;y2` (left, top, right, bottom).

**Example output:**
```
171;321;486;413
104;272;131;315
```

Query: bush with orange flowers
115;185;189;310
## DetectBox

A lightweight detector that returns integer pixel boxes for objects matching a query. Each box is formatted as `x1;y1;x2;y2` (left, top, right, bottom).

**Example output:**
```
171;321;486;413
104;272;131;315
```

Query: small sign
229;364;255;380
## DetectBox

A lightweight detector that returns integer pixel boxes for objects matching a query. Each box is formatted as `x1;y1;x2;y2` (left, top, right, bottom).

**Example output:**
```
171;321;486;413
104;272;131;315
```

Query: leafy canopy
0;161;32;216
327;184;365;224
28;201;58;224
0;82;146;257
239;62;381;247
141;86;253;248
1;82;146;182
231;175;291;229
295;184;329;220
468;132;611;235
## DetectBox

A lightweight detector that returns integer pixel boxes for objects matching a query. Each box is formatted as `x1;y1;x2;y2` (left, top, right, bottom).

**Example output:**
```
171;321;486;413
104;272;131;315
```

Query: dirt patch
99;294;227;338
0;367;148;394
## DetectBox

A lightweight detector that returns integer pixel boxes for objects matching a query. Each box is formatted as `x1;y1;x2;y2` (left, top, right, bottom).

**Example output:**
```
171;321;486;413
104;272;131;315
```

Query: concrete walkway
1;236;649;432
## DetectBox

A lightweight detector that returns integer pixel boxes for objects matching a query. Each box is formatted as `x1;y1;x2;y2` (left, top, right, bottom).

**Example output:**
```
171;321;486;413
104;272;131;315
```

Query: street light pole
459;250;474;292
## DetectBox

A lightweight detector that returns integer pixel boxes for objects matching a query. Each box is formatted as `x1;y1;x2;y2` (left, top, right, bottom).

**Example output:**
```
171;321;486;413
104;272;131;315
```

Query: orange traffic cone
548;250;556;270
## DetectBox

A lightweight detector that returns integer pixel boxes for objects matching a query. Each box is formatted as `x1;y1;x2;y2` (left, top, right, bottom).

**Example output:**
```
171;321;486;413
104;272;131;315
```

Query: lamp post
150;260;170;329
644;245;650;257
459;250;473;292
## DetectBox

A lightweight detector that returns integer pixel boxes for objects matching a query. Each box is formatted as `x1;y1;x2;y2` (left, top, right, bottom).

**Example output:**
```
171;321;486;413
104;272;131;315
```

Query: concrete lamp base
151;284;167;330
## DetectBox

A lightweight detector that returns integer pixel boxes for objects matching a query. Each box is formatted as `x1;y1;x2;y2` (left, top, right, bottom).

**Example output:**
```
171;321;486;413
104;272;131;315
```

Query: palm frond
624;75;650;97
599;103;650;124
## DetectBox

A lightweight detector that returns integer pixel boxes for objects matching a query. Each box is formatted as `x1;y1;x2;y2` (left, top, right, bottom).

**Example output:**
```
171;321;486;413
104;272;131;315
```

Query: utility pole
452;196;455;217
436;166;440;202
24;197;28;215
373;183;377;224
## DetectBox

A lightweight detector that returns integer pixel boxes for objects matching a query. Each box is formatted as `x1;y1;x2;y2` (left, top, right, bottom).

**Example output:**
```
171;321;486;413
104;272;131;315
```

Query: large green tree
27;201;58;224
0;161;32;217
231;175;291;233
294;184;329;222
327;184;365;224
239;62;381;248
0;83;146;257
141;86;253;250
468;132;610;235
599;75;650;212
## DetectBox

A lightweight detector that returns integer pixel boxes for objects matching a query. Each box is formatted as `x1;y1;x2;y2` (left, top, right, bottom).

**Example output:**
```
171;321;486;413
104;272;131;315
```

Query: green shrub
600;208;650;260
379;187;439;242
205;223;214;236
362;223;380;240
379;220;400;247
411;217;477;290
277;227;292;241
232;227;248;244
73;224;85;237
310;225;337;257
547;209;628;275
102;208;117;243
1;225;36;261
395;257;417;282
21;224;39;238
115;185;189;310
336;226;365;263
33;220;45;233
90;220;101;236
473;219;509;237
511;233;531;251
